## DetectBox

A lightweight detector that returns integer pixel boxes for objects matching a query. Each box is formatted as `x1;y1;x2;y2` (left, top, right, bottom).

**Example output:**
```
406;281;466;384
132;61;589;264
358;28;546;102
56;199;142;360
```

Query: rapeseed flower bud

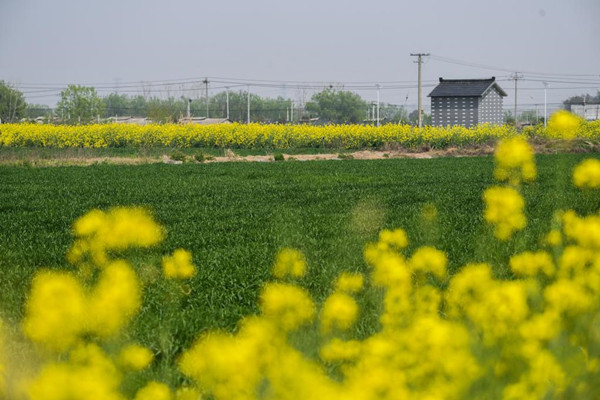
87;260;141;337
117;344;154;371
334;272;364;293
409;246;448;279
510;250;555;277
134;381;172;400
483;186;526;240
162;249;196;279
547;110;581;139
259;283;315;331
493;137;536;185
272;247;307;279
573;158;600;189
23;271;87;352
321;292;359;333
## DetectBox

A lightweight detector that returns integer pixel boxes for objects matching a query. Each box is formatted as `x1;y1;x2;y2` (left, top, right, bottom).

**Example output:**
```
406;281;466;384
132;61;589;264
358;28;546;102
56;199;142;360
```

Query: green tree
380;104;409;124
0;81;27;123
408;110;432;126
103;93;131;117
56;85;105;124
306;89;368;124
26;104;52;120
146;97;185;123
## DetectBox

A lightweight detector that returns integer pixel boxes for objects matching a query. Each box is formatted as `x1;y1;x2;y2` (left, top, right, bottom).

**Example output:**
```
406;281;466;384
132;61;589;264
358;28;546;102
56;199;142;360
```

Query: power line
430;54;600;78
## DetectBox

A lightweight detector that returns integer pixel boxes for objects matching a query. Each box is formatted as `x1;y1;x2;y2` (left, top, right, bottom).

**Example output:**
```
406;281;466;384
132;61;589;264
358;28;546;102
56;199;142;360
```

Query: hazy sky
1;0;599;112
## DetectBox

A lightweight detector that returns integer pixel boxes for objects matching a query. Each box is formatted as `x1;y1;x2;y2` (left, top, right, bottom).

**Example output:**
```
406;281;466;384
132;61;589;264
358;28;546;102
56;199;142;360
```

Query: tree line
1;81;411;125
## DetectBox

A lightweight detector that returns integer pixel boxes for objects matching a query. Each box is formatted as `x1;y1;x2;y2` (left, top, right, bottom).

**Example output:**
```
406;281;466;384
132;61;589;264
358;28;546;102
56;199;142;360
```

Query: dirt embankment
2;140;599;166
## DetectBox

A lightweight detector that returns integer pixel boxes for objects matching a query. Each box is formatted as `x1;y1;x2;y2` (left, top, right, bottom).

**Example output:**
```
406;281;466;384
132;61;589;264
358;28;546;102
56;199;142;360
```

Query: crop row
1;118;599;149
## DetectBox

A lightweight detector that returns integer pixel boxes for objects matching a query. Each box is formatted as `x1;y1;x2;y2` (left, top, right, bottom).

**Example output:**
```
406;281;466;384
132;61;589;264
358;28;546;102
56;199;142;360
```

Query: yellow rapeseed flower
483;186;526;240
162;249;196;279
573;158;600;189
378;228;409;249
272;247;307;279
69;207;164;267
493;137;536;185
259;283;315;331
174;387;202;400
545;229;562;247
544;279;593;314
409;246;448;279
510;250;555;277
334;272;364;293
547;110;581;139
87;260;141;337
23;271;87;352
27;343;123;400
179;331;265;400
117;344;154;371
319;338;361;362
320;292;359;333
134;381;172;400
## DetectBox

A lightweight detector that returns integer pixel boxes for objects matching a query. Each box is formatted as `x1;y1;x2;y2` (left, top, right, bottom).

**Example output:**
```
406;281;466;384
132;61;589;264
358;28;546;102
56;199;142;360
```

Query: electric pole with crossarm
410;53;430;128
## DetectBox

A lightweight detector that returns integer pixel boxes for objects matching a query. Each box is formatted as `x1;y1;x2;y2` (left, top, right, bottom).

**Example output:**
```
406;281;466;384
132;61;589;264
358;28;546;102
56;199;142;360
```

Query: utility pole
376;84;381;128
511;72;523;127
410;53;429;128
543;82;548;128
247;85;251;124
203;78;209;118
187;98;191;119
225;87;230;120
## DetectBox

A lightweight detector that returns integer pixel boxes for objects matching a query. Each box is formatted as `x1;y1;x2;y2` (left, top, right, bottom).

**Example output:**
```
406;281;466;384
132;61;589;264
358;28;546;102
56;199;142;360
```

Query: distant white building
570;104;600;121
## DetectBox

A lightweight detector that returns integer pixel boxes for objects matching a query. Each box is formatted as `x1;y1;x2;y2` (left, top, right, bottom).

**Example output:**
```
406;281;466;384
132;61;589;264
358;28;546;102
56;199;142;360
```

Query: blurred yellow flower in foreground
547;110;582;139
162;249;196;279
573;158;600;189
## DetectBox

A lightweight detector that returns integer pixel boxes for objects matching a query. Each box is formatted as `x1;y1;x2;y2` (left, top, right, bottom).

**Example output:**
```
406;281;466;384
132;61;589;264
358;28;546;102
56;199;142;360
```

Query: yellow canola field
2;120;598;149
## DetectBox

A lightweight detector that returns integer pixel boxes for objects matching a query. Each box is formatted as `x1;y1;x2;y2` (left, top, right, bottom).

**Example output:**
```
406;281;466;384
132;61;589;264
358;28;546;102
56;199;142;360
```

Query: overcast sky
1;0;599;113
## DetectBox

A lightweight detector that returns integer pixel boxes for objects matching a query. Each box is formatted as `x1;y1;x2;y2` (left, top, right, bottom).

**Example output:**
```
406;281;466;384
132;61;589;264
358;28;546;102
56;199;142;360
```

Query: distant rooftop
428;77;507;98
180;117;232;125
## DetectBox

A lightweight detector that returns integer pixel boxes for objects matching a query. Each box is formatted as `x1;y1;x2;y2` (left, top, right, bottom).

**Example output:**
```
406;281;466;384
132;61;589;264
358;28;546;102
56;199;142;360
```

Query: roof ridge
438;77;495;82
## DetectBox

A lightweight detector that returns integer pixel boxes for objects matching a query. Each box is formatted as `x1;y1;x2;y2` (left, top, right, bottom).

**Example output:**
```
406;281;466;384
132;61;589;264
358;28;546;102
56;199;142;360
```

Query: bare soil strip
1;140;599;167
